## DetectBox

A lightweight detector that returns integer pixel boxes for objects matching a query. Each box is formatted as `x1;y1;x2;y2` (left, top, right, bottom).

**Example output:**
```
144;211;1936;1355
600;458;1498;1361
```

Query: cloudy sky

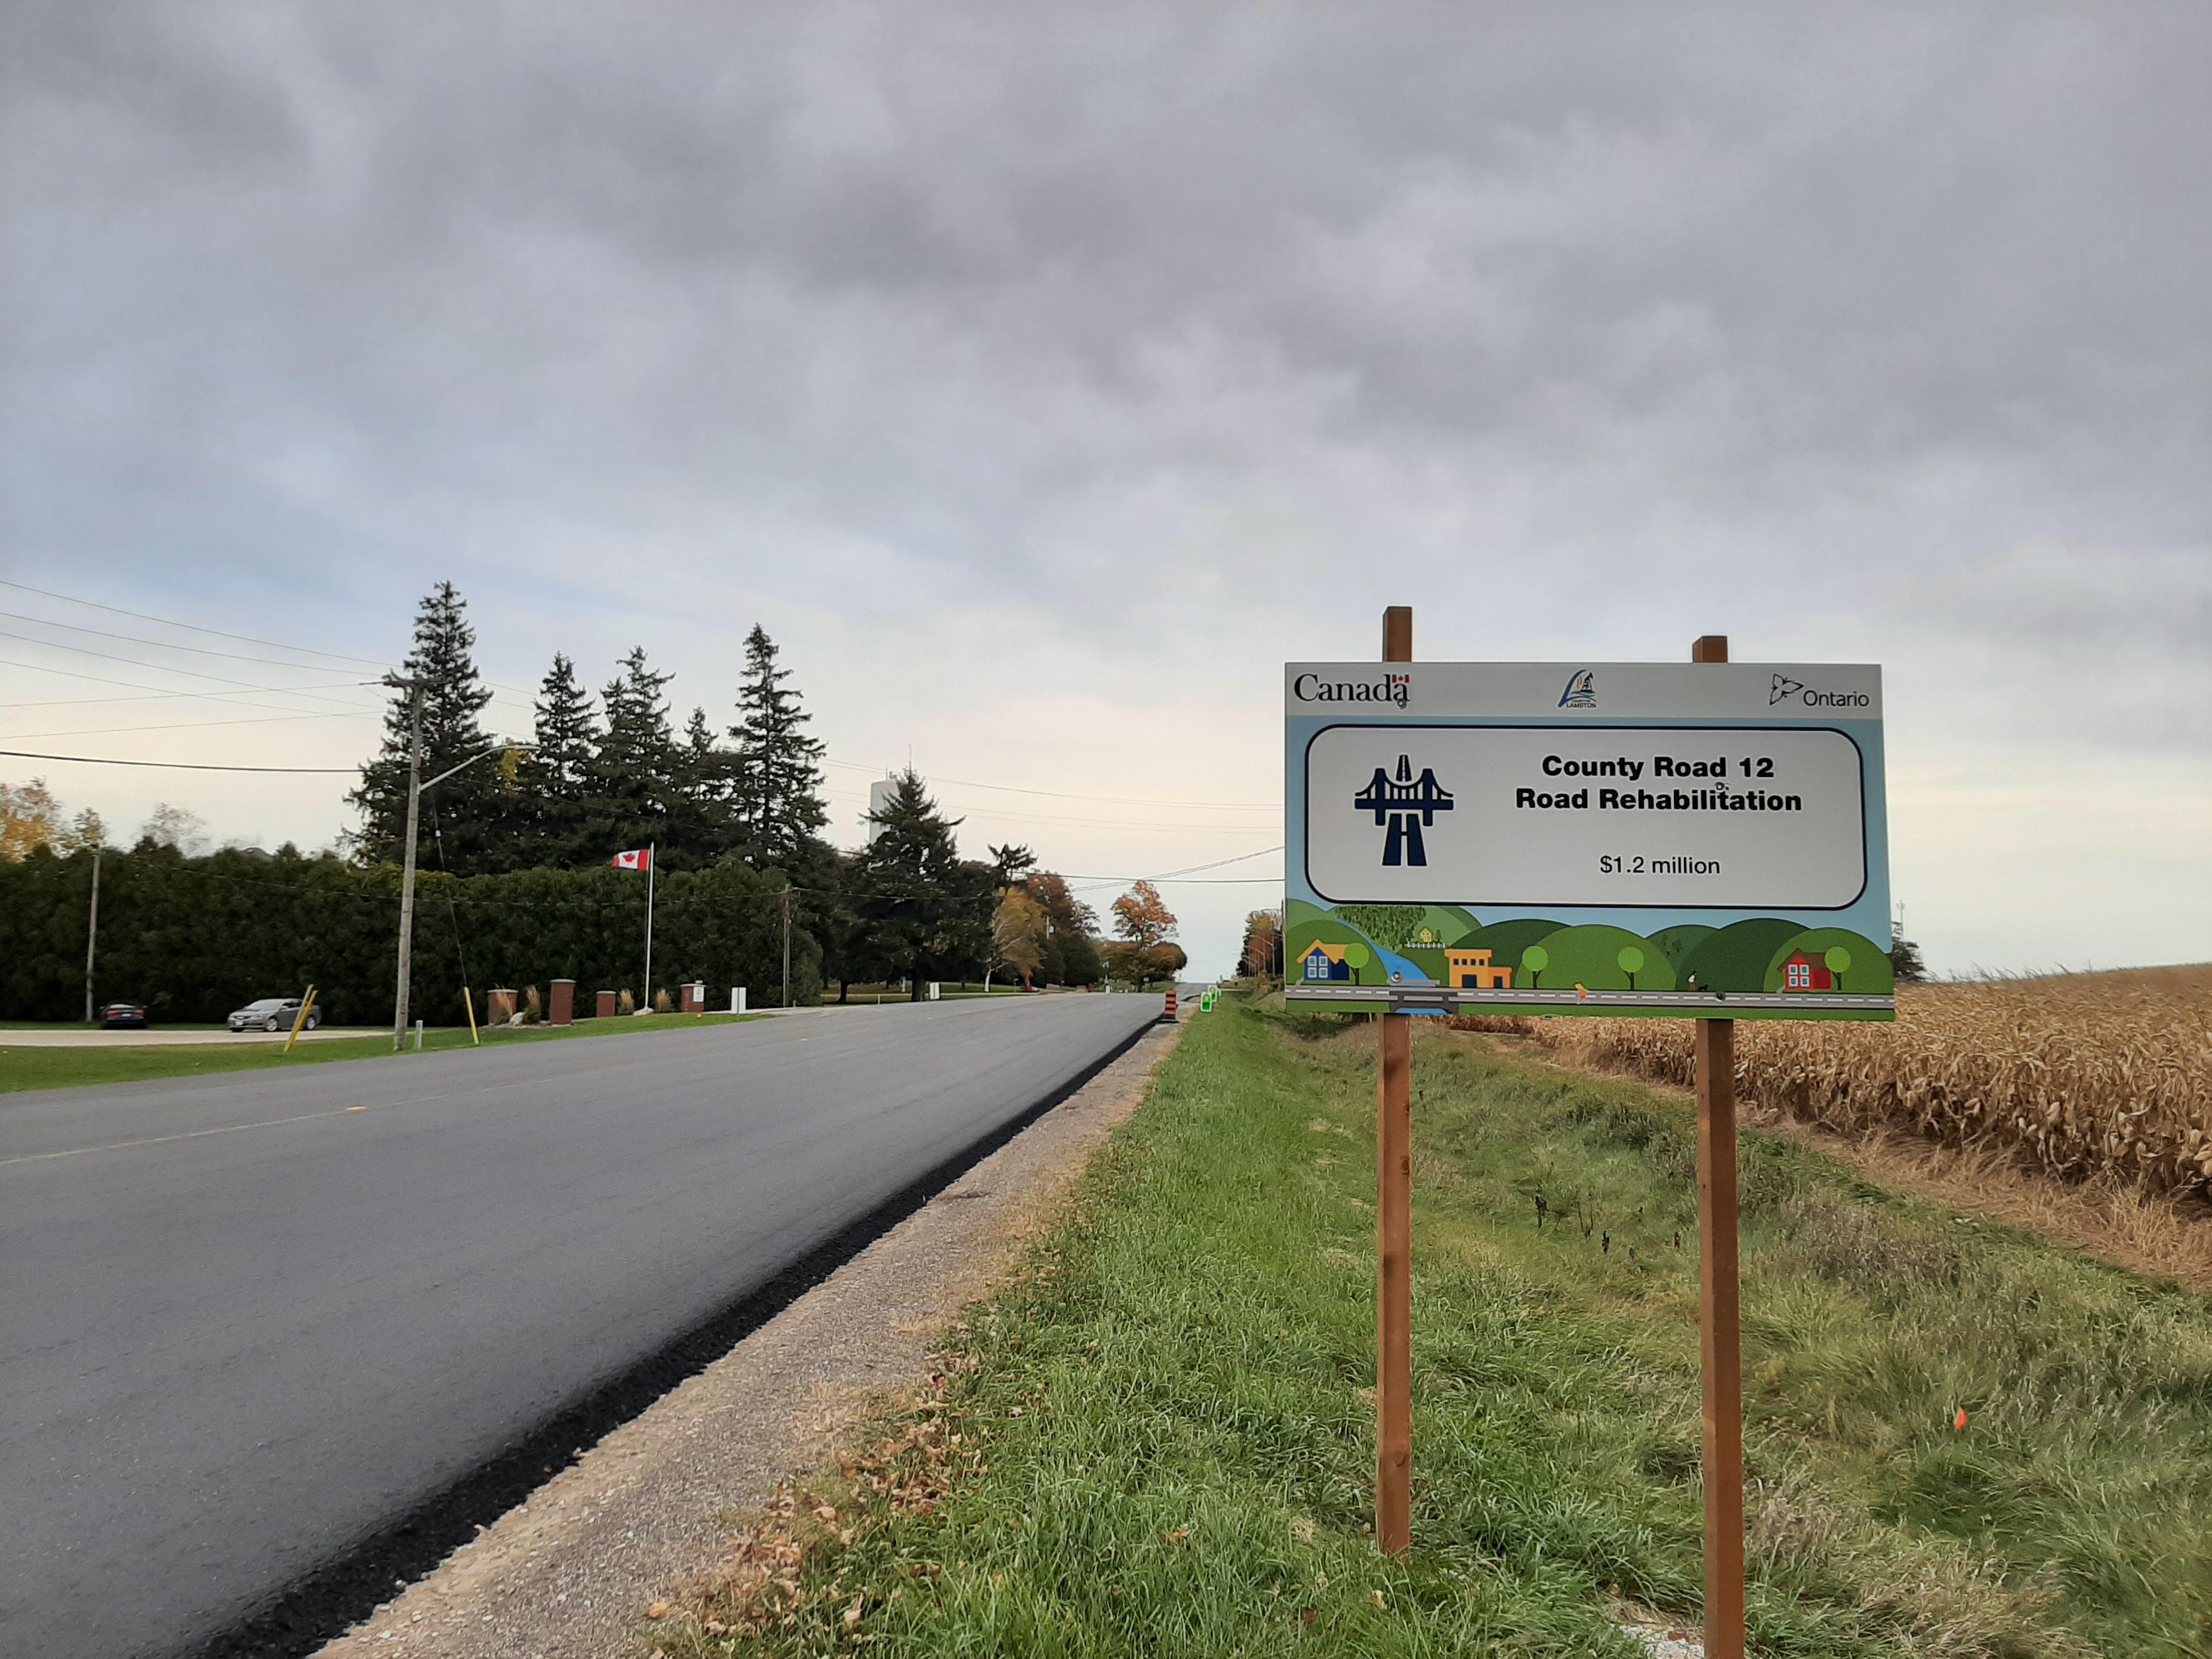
4;2;2205;977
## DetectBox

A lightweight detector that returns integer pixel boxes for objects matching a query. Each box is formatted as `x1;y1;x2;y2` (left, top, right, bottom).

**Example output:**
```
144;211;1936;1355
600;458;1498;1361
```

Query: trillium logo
1770;673;1805;706
1557;669;1596;709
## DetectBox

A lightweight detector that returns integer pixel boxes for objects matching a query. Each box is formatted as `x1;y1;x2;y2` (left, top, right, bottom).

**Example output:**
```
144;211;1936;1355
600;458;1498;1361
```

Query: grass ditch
655;1002;2212;1657
0;1011;765;1093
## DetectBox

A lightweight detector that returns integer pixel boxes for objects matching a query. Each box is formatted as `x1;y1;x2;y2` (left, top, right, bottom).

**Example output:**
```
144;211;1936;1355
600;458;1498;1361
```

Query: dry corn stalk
1538;966;2212;1197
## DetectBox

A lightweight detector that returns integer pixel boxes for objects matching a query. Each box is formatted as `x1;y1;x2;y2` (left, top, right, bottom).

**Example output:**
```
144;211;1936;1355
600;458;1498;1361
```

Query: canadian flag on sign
611;848;652;872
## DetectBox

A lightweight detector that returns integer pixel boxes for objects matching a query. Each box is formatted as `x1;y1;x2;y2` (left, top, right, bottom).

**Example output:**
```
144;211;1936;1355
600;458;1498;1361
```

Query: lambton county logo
1770;673;1805;706
1556;669;1596;708
1353;754;1453;867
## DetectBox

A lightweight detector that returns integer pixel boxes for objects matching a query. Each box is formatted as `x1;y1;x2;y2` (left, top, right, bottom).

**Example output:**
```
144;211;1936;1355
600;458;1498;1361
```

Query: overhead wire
0;579;393;668
0;610;392;675
6;710;382;741
0;749;359;774
0;628;385;709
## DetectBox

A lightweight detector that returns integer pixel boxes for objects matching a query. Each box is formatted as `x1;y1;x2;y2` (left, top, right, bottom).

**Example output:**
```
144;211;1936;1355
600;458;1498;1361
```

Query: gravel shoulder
315;1015;1185;1659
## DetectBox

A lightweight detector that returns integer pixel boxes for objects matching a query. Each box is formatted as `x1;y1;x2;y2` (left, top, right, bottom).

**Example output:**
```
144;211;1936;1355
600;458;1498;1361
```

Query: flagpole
644;841;656;1012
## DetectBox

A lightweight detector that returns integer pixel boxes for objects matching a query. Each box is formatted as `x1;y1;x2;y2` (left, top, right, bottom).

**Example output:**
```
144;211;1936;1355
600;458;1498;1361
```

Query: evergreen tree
853;769;992;999
523;653;599;866
988;842;1039;890
350;583;505;871
669;706;738;863
730;625;828;863
587;647;677;858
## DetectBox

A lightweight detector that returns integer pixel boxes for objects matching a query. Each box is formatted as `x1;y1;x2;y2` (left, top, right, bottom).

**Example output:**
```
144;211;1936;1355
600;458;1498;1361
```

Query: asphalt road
0;994;1162;1659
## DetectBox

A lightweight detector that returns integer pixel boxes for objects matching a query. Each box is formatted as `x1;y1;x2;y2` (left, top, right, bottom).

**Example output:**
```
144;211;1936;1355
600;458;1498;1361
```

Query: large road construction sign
1285;661;1892;1020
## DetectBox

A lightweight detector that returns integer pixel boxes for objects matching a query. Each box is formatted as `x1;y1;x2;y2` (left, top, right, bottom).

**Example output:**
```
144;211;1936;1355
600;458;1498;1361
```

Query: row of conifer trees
0;585;1115;1020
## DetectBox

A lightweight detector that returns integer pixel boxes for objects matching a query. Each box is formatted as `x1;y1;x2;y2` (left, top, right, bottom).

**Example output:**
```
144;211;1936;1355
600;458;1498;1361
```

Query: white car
228;997;318;1034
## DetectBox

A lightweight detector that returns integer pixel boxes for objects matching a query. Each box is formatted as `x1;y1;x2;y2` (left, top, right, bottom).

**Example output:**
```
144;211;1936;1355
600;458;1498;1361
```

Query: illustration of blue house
1302;942;1352;983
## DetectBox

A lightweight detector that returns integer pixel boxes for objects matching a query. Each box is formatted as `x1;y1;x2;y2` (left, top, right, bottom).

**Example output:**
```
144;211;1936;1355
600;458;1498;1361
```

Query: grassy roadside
658;1002;2212;1657
0;1011;766;1093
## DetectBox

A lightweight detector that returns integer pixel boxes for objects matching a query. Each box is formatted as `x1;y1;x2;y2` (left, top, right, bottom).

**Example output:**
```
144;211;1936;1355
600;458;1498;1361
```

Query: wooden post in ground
1691;631;1745;1658
1376;603;1414;1554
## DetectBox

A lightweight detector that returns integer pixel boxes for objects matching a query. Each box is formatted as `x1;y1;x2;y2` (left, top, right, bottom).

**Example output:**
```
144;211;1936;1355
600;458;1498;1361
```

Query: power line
0;610;393;676
0;630;383;711
0;657;386;715
0;748;358;775
0;666;380;711
0;579;392;668
5;709;379;741
0;578;540;706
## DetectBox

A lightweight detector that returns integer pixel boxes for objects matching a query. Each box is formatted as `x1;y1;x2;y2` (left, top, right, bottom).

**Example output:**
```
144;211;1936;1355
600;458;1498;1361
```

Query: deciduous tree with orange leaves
1107;879;1188;988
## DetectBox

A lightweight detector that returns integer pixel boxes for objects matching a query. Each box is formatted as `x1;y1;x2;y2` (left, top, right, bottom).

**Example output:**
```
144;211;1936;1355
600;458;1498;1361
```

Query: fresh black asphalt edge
189;1012;1163;1659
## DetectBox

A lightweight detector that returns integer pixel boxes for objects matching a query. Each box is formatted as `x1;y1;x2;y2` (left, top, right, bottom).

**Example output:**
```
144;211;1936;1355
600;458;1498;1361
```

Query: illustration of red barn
1782;951;1832;992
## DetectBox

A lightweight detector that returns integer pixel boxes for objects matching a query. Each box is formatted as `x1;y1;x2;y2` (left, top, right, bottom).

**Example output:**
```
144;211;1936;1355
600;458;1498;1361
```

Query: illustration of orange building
1444;948;1513;990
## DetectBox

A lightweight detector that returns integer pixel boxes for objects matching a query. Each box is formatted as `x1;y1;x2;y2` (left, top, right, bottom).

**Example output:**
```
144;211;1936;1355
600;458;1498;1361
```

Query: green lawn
661;1001;2212;1657
0;1012;766;1093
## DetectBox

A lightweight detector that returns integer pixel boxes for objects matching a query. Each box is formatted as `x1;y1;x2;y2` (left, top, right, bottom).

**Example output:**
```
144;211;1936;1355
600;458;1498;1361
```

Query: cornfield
1537;966;2212;1197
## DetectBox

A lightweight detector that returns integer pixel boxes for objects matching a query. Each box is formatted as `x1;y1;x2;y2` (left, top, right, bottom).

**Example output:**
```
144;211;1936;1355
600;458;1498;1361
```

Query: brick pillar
549;980;574;1026
487;988;517;1023
681;981;704;1014
595;989;617;1020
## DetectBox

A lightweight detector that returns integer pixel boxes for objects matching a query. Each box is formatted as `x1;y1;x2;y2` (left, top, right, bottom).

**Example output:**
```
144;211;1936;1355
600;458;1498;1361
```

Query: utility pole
392;682;424;1052
83;847;101;1023
781;883;792;1008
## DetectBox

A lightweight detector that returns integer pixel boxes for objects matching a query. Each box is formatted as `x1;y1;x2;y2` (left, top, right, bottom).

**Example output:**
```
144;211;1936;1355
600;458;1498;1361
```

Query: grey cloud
4;2;2205;737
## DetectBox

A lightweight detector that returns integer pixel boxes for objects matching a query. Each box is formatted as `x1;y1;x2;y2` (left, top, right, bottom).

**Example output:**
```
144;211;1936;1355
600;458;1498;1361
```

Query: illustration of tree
1337;905;1424;952
1824;944;1853;990
1617;944;1645;990
1344;941;1372;971
1522;944;1549;987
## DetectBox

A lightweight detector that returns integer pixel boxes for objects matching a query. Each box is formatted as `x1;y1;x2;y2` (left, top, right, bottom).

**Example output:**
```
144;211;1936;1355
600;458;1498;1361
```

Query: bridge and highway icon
1353;754;1453;866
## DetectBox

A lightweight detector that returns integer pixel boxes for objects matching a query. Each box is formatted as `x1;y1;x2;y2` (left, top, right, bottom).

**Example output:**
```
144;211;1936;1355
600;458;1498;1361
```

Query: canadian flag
612;848;652;872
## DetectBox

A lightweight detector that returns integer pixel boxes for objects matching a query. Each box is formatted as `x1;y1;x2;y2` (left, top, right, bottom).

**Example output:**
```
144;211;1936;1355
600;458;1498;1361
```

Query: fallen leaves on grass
662;1354;986;1647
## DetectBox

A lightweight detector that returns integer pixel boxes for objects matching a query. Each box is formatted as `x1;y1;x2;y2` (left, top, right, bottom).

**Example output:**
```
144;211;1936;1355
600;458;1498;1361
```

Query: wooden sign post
1376;603;1415;1555
1690;632;1746;1659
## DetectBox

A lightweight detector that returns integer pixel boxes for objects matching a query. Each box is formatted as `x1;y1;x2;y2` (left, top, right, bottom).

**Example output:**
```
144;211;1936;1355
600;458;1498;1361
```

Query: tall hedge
0;844;820;1025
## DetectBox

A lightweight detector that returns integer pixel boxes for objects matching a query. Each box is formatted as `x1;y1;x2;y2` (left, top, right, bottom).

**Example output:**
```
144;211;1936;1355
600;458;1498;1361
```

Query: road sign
1285;661;1892;1019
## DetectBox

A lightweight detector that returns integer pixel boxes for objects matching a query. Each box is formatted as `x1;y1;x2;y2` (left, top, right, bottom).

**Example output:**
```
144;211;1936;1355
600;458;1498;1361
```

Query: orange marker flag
1953;1407;1969;1431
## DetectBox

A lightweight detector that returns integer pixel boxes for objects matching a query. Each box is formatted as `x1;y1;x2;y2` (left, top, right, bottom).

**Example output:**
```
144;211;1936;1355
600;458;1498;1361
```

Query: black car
99;1002;150;1030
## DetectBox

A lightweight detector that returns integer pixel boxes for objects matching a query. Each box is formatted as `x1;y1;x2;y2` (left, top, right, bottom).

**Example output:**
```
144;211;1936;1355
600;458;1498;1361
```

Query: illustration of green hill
1285;898;1330;932
1646;923;1716;971
1407;906;1481;947
1520;925;1677;992
1763;928;1894;995
1402;946;1449;983
1462;919;1566;970
1677;918;1808;994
